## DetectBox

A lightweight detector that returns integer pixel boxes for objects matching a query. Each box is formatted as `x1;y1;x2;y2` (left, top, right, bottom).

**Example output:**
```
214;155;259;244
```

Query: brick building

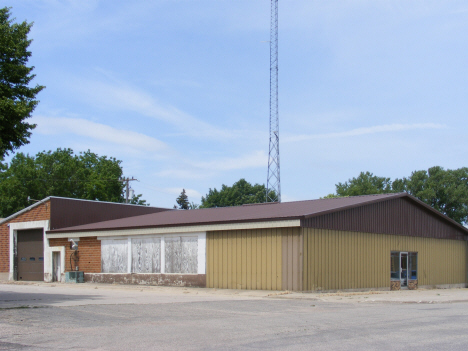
0;197;169;281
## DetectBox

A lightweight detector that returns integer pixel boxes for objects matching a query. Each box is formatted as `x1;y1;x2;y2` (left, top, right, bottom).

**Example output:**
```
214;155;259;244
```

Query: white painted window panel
101;239;128;273
131;238;161;273
165;237;198;274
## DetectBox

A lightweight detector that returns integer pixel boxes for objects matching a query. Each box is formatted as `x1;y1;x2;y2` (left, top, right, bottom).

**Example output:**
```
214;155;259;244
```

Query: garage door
17;229;44;281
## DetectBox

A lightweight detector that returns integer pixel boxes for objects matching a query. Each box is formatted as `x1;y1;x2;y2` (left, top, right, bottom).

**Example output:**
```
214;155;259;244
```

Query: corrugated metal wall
282;227;302;291
50;198;169;230
302;198;466;240
303;228;467;291
206;228;301;290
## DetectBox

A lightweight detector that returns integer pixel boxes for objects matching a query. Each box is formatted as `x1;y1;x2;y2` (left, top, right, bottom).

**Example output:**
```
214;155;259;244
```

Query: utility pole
266;0;281;203
119;177;137;203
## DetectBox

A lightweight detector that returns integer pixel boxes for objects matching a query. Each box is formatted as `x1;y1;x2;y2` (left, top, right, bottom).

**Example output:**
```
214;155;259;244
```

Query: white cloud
33;116;168;153
283;123;446;143
155;151;267;180
69;76;238;140
191;150;268;171
155;169;215;180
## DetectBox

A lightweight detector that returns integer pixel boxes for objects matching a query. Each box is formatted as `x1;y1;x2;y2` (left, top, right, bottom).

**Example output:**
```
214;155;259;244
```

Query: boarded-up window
101;239;128;273
131;238;161;273
165;236;198;273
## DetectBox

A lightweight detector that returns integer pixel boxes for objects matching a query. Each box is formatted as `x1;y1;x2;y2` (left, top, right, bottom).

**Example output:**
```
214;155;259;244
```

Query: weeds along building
1;193;467;291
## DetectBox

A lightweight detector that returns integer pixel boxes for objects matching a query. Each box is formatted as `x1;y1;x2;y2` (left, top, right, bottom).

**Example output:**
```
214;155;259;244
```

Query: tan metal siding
303;228;467;291
206;229;283;290
281;227;302;291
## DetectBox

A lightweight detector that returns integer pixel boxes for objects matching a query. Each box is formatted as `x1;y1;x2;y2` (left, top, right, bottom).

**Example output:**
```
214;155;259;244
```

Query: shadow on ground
0;290;102;308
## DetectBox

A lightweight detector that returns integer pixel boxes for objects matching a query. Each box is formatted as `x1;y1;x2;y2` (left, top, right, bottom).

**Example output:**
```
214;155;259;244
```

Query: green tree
129;193;148;206
335;171;394;197
393;166;468;225
0;148;147;217
175;189;190;210
0;7;44;158
200;178;276;208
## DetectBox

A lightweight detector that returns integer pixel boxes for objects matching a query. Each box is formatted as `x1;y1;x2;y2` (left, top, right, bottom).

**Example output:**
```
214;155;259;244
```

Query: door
400;252;408;288
52;252;61;282
17;229;44;281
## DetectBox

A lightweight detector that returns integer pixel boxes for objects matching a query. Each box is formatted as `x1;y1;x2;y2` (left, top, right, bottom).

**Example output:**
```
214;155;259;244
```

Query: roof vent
242;202;279;206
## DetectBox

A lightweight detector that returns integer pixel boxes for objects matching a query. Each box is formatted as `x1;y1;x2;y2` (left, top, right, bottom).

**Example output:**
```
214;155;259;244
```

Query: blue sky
4;1;468;208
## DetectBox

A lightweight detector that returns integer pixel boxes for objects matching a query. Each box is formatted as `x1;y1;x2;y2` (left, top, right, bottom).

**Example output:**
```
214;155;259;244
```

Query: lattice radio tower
266;0;280;202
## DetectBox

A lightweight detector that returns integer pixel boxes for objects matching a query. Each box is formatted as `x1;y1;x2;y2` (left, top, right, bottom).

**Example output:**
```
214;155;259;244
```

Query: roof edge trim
0;197;51;225
49;196;171;210
303;193;407;219
46;219;301;238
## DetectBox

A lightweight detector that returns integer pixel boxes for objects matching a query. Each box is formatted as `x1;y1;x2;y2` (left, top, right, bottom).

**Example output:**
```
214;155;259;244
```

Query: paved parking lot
1;282;468;350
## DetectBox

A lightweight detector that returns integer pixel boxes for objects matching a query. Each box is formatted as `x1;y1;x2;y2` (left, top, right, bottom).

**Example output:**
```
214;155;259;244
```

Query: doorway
400;252;408;288
52;251;61;282
17;229;44;281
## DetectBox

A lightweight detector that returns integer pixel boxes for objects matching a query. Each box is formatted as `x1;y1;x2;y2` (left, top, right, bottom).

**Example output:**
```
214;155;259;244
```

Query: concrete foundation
419;283;467;289
390;281;401;290
84;273;206;287
408;280;418;290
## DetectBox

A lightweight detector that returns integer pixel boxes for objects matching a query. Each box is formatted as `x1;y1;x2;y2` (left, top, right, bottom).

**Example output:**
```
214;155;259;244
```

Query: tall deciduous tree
335;171;393;197
200;178;276;208
393;166;468;225
0;7;44;158
0;148;147;217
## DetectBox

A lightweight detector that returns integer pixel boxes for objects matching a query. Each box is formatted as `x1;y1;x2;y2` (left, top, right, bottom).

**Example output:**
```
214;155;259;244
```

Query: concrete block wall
49;237;101;273
0;201;51;275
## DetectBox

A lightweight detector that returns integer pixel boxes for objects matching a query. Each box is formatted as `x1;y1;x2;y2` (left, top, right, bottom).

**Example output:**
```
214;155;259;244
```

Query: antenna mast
266;0;280;202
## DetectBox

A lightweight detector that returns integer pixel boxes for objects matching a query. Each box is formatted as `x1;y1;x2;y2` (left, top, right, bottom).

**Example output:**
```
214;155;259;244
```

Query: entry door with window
400;252;408;287
391;251;418;289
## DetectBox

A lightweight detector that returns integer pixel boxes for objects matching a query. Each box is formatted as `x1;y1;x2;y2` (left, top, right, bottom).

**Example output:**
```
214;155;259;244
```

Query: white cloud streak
156;150;267;180
70;77;238;140
190;150;267;172
283;123;446;143
33;116;168;153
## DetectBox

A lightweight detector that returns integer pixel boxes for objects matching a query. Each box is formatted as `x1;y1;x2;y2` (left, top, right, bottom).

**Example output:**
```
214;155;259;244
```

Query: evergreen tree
176;189;190;210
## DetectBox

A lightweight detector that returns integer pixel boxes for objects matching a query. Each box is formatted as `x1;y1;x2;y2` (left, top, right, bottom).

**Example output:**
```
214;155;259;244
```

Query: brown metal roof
48;193;456;234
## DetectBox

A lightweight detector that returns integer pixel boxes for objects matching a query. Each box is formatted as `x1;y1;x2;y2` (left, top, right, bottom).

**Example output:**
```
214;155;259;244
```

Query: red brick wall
0;201;51;273
49;237;101;273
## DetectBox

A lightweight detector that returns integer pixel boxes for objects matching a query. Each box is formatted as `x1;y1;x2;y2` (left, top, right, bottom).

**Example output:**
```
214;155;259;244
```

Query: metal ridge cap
49;196;173;210
0;197;51;225
302;193;406;219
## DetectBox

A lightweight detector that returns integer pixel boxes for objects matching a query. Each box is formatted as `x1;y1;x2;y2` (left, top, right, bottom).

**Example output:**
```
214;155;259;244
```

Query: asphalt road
1;283;468;350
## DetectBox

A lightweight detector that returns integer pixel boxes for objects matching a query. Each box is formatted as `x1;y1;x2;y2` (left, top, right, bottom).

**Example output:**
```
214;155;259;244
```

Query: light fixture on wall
69;239;78;251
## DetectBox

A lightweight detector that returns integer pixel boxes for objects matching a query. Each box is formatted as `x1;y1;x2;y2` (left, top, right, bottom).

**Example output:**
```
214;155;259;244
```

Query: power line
12;178;127;182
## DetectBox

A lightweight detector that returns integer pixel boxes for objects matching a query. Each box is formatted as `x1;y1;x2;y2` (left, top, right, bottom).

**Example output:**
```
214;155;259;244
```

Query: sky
3;0;468;208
